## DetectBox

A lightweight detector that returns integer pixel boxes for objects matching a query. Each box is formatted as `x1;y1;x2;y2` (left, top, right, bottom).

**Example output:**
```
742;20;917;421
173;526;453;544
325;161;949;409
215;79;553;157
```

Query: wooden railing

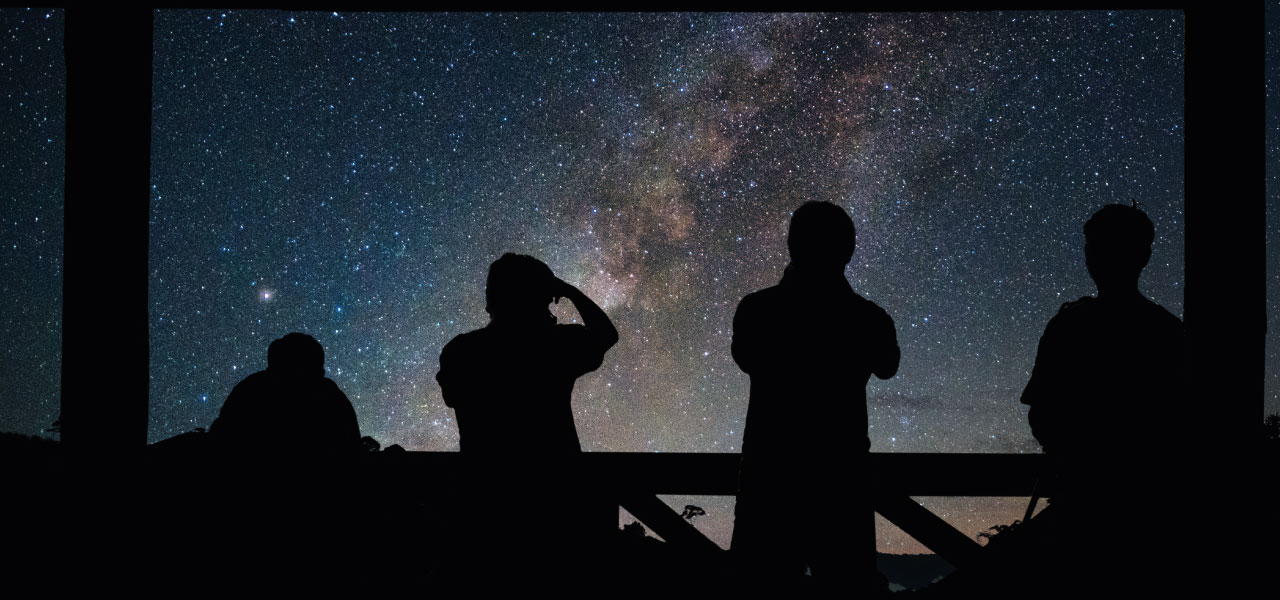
356;451;1049;570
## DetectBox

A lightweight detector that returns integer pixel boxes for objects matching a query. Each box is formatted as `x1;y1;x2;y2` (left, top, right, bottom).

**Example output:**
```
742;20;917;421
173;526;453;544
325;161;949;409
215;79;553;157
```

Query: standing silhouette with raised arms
730;201;899;593
1020;203;1186;594
436;253;619;586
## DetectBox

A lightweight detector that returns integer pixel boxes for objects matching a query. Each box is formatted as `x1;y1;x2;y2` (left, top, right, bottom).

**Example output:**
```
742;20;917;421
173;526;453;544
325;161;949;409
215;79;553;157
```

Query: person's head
1083;204;1154;293
787;201;856;270
267;332;325;377
485;253;556;322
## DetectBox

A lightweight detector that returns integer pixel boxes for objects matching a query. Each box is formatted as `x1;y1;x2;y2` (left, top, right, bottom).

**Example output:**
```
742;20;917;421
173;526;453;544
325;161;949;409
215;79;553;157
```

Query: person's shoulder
739;284;785;309
449;327;491;343
733;286;785;325
442;327;490;354
1061;295;1097;311
231;370;272;389
1035;297;1096;340
319;377;355;405
1052;296;1098;320
220;371;272;414
850;291;894;321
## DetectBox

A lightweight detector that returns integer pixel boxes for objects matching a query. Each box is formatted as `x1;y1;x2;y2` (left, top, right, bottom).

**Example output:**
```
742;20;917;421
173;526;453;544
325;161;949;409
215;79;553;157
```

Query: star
129;9;1192;553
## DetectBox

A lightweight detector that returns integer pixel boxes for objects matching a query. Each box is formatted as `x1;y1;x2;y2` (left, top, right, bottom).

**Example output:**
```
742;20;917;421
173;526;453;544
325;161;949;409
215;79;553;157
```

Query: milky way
138;11;1192;553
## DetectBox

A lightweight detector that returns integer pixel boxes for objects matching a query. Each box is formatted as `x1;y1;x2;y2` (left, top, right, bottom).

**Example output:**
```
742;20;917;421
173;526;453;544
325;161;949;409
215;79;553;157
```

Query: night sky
2;10;1202;554
0;8;64;441
1267;3;1280;436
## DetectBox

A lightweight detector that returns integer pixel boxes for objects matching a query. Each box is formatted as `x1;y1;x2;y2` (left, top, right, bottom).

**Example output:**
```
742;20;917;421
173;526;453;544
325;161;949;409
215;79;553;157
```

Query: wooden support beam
874;492;984;570
619;492;724;556
576;452;1048;497
303;451;1050;574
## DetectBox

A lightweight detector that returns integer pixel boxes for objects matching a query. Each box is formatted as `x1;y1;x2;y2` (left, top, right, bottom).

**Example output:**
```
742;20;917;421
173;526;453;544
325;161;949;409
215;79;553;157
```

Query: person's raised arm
551;277;619;352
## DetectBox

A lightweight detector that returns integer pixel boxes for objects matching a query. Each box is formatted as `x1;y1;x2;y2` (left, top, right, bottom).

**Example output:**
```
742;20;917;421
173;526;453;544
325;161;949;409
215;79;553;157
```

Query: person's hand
549;276;576;304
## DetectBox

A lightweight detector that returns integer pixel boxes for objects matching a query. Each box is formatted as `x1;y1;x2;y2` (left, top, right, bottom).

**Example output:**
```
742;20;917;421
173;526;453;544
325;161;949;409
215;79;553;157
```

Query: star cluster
145;11;1187;552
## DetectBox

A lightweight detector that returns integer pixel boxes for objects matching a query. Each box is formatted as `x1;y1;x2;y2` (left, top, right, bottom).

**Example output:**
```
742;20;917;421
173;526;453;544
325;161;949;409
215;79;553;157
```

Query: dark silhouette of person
210;332;361;455
436;253;619;586
202;333;365;581
1020;204;1186;593
730;201;899;593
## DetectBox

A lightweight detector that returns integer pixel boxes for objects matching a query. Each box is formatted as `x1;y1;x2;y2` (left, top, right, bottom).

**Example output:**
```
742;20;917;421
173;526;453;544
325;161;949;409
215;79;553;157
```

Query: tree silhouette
621;522;648;538
1264;414;1280;442
680;504;706;522
976;521;1022;548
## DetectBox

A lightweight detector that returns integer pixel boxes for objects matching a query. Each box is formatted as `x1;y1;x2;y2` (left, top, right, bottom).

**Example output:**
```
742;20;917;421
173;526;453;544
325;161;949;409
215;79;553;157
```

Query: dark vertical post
1184;8;1255;596
60;9;151;460
60;7;152;581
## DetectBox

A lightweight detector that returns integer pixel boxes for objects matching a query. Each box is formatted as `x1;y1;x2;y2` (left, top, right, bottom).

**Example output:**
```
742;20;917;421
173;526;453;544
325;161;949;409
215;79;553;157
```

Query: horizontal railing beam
358;452;1050;497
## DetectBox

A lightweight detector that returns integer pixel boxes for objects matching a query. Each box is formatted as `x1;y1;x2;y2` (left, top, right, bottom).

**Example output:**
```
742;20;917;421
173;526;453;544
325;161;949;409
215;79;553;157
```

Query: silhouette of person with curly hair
206;332;364;578
211;332;360;455
437;253;619;587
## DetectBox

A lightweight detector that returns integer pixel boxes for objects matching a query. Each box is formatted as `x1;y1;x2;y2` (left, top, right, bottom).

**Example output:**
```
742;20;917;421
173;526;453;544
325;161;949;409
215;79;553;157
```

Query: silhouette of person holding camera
1021;203;1186;593
437;253;619;586
730;201;899;593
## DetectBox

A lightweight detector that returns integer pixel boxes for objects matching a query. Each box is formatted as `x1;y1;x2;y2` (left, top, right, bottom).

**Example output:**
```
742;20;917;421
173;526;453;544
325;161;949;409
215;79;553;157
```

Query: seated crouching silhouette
206;333;364;578
211;332;361;455
436;253;619;586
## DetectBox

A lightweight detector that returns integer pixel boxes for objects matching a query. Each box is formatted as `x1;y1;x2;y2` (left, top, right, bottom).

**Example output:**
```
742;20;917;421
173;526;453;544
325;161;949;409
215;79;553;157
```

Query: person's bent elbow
873;346;900;380
600;328;619;352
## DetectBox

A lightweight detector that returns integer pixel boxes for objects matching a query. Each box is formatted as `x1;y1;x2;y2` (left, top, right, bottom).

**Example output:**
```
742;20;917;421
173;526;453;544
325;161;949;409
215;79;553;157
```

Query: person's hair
267;332;325;376
485;253;555;318
787;201;856;268
1083;204;1154;286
